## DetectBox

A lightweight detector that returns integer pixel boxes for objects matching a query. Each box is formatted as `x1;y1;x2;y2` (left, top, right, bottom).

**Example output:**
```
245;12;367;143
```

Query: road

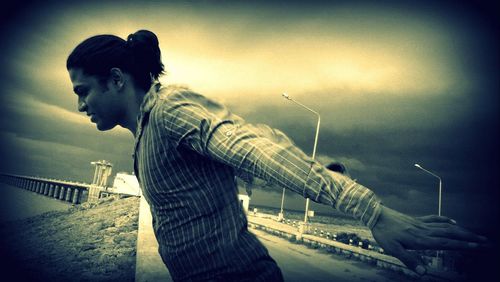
253;228;411;282
2;184;411;281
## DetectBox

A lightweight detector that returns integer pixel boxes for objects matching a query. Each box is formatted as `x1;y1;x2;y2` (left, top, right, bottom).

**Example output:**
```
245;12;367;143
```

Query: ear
109;68;125;90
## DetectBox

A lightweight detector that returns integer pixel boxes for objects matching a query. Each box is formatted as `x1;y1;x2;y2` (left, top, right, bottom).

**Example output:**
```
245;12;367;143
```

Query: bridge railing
0;173;91;204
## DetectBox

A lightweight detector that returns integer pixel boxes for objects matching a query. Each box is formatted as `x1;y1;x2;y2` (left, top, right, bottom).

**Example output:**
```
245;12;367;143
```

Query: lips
87;113;97;122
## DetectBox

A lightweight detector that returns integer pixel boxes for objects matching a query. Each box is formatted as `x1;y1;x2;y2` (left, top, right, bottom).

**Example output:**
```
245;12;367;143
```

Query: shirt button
226;131;233;137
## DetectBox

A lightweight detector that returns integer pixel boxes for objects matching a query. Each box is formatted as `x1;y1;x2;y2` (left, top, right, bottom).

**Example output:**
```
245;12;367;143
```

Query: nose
78;97;87;112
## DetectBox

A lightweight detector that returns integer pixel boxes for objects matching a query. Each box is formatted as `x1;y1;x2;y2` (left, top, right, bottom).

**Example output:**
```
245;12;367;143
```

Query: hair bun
126;33;135;44
126;30;164;81
127;30;159;49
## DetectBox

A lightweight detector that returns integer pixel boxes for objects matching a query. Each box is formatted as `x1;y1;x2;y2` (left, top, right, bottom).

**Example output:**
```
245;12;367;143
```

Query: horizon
0;0;498;231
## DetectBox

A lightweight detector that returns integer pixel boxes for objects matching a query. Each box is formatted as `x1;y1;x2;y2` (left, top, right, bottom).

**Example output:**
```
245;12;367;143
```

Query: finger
417;215;457;224
388;242;427;276
412;237;486;250
426;224;489;242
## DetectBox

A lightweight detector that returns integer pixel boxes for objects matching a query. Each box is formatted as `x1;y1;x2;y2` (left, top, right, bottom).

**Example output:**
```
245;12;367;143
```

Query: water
0;183;72;223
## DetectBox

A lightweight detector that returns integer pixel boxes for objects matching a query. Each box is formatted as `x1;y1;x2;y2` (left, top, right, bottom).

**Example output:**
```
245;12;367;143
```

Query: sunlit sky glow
0;0;498;230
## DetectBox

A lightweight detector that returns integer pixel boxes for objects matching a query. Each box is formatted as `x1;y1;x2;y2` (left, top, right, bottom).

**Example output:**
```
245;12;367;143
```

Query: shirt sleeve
160;89;382;229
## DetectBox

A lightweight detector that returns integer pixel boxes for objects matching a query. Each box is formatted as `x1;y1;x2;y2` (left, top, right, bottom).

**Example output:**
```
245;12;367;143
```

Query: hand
370;205;489;276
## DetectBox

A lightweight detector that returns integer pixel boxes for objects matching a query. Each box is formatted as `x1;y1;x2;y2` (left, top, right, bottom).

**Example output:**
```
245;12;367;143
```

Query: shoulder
157;84;206;103
156;84;228;114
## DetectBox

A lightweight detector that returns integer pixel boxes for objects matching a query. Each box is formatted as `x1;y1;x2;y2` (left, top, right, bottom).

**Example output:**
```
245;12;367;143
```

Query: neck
119;86;146;135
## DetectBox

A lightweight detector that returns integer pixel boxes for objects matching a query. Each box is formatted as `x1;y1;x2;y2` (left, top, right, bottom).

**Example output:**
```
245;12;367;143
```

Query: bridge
0;173;90;204
0;160;120;205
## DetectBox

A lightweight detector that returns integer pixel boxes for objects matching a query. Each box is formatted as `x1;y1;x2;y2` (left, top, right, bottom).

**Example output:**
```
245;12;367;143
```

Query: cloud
0;0;498;229
5;1;482;107
3;90;87;125
0;128;134;182
0;131;93;177
1;85;130;138
0;89;134;181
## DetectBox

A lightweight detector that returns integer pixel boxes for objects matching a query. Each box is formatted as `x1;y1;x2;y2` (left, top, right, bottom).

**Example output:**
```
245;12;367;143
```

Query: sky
0;0;498;231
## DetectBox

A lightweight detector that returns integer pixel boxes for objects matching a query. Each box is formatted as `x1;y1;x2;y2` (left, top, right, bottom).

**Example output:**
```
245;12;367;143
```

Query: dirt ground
1;192;495;282
0;195;140;282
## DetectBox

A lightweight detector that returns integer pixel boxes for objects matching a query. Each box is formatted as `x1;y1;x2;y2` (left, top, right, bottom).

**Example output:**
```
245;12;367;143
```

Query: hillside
0;195;140;282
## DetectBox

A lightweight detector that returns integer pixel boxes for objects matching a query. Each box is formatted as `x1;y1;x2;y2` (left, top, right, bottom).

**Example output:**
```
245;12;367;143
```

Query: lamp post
282;93;321;233
415;163;443;268
414;163;442;216
278;187;286;222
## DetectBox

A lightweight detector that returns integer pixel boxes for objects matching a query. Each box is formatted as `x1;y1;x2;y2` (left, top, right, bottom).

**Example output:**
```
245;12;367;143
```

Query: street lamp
414;163;444;268
414;163;442;216
282;93;321;232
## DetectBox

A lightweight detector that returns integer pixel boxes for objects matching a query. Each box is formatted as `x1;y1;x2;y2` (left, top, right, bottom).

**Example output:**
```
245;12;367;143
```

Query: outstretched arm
160;88;488;275
161;89;381;227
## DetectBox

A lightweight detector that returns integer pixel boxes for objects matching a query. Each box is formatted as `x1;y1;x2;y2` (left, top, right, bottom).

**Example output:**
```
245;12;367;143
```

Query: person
66;30;488;281
326;162;349;176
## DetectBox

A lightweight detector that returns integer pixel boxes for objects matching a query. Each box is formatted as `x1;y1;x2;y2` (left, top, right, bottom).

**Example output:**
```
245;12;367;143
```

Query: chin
96;122;116;131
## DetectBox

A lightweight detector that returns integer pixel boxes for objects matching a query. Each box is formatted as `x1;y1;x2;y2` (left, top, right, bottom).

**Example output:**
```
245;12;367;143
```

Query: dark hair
66;30;165;91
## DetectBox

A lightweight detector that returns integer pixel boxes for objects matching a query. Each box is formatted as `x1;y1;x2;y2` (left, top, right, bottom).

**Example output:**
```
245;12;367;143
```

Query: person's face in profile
69;68;123;131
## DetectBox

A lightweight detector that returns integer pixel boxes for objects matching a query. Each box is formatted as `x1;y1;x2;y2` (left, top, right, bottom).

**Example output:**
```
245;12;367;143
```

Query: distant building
238;194;250;214
111;172;141;196
90;160;113;187
89;160;113;202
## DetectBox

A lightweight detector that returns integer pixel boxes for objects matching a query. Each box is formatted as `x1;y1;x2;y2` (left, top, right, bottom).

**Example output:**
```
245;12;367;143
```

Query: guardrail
248;214;413;277
248;214;464;281
281;218;379;251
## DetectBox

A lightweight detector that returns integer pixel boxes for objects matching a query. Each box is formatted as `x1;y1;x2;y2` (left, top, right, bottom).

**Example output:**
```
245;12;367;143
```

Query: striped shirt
133;84;382;281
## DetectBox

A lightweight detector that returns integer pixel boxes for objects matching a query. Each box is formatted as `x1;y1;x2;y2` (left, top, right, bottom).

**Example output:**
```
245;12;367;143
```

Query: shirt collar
138;82;162;117
133;82;161;160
